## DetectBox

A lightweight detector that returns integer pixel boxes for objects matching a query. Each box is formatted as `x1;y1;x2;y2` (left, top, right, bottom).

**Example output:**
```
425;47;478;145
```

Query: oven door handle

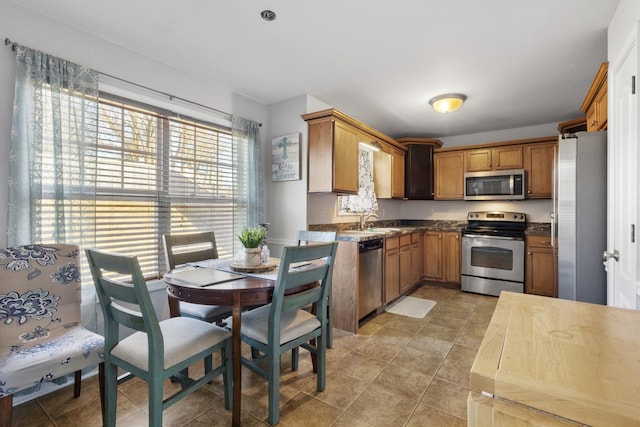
462;234;524;241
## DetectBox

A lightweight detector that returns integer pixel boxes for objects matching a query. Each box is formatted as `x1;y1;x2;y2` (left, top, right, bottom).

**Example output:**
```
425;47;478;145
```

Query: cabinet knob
527;252;532;255
528;190;531;194
455;235;459;239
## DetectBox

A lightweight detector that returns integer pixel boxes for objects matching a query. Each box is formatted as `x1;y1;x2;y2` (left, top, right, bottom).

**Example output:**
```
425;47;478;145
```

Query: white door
607;26;639;309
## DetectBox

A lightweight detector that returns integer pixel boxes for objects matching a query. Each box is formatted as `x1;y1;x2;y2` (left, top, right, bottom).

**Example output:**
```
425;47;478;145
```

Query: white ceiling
12;0;619;138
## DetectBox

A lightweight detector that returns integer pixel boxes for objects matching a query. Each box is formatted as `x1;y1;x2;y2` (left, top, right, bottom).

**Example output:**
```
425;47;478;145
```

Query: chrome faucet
360;212;379;230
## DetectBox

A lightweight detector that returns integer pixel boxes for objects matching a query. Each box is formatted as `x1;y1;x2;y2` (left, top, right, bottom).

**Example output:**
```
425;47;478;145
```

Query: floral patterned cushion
0;244;104;397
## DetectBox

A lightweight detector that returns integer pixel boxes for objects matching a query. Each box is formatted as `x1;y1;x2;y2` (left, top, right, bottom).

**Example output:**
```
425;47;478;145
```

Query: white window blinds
89;95;240;278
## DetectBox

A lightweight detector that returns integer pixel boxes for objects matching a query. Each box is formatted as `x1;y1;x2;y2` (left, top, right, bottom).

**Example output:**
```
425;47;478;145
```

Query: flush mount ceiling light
429;93;467;114
260;10;276;21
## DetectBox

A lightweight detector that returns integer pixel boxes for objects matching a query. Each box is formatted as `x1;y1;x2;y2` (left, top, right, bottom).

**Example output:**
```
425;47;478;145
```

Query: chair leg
0;394;12;427
104;362;119;427
291;347;299;371
310;338;318;373
73;370;82;398
222;341;233;410
267;350;281;426
149;376;163;427
316;334;326;392
98;362;105;425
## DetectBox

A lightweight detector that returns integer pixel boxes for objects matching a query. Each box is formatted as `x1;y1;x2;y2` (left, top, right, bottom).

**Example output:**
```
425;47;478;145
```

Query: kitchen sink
366;227;402;233
342;227;403;235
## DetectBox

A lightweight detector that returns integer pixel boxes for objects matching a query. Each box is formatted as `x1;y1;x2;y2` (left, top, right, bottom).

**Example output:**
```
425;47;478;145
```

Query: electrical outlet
323;208;332;217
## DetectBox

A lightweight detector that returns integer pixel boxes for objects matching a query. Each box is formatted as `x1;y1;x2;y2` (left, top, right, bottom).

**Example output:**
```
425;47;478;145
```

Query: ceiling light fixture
429;93;467;114
260;10;277;21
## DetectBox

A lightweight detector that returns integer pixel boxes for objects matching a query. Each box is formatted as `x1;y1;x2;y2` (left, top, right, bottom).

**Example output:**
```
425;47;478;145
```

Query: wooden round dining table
165;271;311;427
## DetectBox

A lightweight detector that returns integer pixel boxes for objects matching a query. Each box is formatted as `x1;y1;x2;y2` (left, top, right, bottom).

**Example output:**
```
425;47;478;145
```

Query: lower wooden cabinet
424;230;461;284
385;232;425;303
384;237;400;303
525;235;557;297
398;234;412;295
410;232;423;286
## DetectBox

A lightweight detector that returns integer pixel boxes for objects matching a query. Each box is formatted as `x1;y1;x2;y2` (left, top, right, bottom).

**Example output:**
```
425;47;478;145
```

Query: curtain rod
4;37;261;126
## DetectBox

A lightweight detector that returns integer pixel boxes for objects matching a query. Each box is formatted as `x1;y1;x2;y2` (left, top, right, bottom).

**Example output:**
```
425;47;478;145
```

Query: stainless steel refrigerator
555;131;607;304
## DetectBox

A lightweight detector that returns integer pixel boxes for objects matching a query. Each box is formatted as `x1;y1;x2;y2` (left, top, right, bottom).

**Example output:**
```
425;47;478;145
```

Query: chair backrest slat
296;230;337;245
164;231;218;271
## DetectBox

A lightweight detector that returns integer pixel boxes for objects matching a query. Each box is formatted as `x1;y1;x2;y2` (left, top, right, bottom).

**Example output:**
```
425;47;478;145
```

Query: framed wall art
271;133;301;181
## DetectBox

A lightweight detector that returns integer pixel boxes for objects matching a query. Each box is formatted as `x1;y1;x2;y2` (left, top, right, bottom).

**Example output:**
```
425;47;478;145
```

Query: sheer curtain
232;116;263;251
7;45;99;329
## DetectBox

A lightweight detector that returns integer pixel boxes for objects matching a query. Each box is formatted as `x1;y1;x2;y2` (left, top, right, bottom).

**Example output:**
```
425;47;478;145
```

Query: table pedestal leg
231;293;242;427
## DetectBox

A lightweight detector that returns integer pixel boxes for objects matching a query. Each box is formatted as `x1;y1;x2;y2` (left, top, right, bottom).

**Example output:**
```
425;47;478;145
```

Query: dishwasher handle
359;238;384;252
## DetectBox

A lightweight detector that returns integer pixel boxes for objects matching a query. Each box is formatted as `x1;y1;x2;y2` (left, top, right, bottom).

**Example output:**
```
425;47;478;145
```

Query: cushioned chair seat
225;304;320;345
112;317;231;371
0;325;103;397
178;301;231;322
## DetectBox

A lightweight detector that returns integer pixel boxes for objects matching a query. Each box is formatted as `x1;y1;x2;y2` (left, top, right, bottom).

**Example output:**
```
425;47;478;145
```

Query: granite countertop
314;220;467;242
313;220;551;242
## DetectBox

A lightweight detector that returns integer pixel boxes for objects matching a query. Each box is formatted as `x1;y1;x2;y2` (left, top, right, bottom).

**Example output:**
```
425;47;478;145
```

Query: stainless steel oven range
461;211;526;296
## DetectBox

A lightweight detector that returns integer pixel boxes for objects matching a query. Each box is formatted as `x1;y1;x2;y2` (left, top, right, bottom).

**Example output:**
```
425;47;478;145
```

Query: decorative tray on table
229;262;277;273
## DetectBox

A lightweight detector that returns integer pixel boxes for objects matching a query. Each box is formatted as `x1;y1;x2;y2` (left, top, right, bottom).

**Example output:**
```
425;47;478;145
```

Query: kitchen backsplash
308;194;554;225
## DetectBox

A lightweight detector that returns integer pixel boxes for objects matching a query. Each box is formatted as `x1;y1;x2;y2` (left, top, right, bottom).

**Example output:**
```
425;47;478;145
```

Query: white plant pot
242;247;262;267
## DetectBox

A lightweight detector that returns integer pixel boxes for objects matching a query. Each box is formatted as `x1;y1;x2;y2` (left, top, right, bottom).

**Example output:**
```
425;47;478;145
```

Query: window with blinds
78;95;241;278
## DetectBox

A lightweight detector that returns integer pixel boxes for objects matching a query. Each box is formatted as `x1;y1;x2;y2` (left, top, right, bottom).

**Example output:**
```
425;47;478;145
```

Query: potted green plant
237;227;266;267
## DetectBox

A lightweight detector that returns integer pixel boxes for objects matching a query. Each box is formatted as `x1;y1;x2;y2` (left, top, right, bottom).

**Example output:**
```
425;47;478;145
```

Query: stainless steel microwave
464;169;525;201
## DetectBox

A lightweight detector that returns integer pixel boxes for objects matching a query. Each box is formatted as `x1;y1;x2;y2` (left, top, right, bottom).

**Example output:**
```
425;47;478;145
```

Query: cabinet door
333;120;359;193
405;144;435;199
524;142;556;199
466;149;492;172
384;237;400;303
443;232;461;284
525;236;557;297
399;235;412;293
423;231;443;280
410;233;423;285
392;148;405;199
594;80;608;131
434;151;465;200
493;146;523;170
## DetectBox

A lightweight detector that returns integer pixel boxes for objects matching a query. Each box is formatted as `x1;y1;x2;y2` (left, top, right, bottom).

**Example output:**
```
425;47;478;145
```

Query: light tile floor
11;282;497;426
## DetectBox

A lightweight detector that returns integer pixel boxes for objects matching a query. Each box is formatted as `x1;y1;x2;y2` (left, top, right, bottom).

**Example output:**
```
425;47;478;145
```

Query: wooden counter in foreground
469;292;640;426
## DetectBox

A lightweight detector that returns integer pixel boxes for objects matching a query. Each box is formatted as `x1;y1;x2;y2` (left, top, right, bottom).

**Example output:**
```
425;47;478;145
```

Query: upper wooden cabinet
302;108;407;197
433;136;556;200
581;62;608;132
391;147;405;199
397;138;443;200
434;151;465;200
524;140;557;198
465;146;523;172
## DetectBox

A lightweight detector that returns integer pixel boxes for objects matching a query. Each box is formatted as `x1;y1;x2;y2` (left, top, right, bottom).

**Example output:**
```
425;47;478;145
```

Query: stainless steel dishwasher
358;238;383;319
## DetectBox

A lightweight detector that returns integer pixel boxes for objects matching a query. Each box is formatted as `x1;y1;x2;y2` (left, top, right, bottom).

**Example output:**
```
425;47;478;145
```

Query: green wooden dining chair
295;230;337;349
228;241;338;425
163;231;232;324
85;248;233;427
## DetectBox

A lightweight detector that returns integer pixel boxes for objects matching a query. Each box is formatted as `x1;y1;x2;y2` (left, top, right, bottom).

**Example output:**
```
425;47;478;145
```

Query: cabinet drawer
411;232;421;243
527;235;553;248
399;234;411;247
385;236;399;250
